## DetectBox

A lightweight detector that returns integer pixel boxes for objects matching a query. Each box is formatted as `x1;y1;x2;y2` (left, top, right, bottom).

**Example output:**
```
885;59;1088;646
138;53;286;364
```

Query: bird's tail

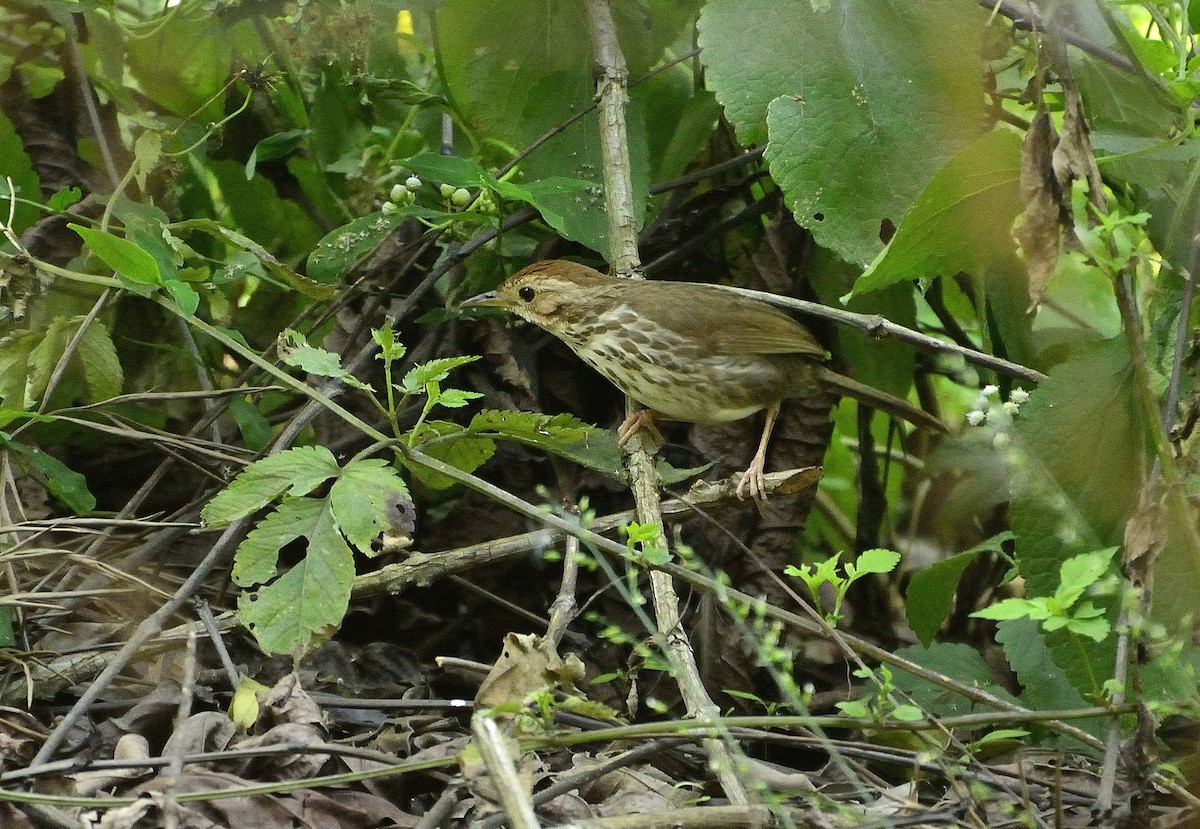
818;367;946;434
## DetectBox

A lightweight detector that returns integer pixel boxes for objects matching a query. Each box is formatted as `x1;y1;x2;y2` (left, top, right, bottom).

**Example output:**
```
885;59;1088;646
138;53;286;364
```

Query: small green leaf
402;152;488;187
1055;547;1118;609
400;355;480;394
851;548;901;576
890;705;924;722
278;330;373;391
163;279;200;316
7;441;96;514
435;388;483;409
229;397;273;452
69;224;162;285
48;187;82;211
971;597;1050;622
246;129;309;179
202;446;340;526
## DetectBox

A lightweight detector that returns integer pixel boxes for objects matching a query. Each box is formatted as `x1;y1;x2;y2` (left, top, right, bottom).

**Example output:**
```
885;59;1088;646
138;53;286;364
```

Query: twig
582;0;749;805
471;716;542;829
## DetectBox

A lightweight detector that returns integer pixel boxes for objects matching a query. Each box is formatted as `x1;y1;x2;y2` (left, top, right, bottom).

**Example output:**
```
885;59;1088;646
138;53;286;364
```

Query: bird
461;260;944;501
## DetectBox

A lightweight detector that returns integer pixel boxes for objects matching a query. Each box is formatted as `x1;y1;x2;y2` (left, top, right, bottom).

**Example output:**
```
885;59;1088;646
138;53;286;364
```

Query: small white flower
981;384;1000;397
993;432;1011;449
405;175;422;189
1003;401;1020;416
966;410;986;426
389;184;408;202
1010;388;1029;404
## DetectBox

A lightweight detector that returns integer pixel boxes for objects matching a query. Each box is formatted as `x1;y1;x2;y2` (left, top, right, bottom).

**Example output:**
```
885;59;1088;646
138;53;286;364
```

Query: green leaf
306;209;440;283
246;129;309;179
278;330;372;391
202;446;341;526
852;129;1023;295
406;420;496;490
850;548;901;576
7;442;95;514
228;396;273;452
329;458;411;552
400;355;480;394
701;0;986;264
996;618;1098;732
972;597;1050;622
435;388;483;409
893;643;1018;718
238;498;355;655
48;186;82;211
76;321;123;402
232;496;324;587
1054;547;1117;609
69;224;162;285
162;279;199;316
402;152;488;187
0;110;41;235
905;532;1014;648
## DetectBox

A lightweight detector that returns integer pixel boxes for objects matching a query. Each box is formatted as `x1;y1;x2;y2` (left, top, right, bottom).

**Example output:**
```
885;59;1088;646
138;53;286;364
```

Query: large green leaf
436;0;688;251
202;446;341;526
700;0;986;265
238;498;355;655
853;129;1024;295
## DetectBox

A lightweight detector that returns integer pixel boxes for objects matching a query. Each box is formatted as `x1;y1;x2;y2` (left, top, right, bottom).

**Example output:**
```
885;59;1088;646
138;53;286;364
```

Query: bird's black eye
518;286;535;302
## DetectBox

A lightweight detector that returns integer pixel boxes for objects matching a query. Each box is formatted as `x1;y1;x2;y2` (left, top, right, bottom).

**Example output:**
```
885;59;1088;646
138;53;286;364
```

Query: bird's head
461;260;620;334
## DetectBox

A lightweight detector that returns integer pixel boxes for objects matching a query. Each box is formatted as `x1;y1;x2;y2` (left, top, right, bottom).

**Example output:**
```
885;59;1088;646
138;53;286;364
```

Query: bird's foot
736;454;769;502
617;409;664;448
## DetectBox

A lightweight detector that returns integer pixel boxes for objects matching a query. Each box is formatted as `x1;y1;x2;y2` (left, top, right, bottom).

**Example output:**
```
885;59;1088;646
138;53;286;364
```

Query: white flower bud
966;410;986;426
1009;388;1029;404
405;175;422;189
389;184;408;202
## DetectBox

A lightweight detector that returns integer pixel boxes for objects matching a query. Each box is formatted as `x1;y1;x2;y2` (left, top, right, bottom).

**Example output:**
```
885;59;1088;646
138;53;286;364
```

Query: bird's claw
617;409;664;448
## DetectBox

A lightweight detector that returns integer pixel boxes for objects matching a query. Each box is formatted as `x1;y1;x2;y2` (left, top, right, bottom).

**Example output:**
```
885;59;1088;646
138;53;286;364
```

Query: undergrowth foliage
1;0;1200;823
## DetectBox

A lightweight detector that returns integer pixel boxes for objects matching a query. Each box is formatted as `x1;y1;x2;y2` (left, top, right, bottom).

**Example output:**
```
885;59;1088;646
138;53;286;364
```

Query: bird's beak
460;290;505;311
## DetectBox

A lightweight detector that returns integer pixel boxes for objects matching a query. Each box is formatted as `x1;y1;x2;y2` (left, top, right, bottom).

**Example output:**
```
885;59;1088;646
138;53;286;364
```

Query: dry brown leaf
1015;109;1063;309
474;632;584;709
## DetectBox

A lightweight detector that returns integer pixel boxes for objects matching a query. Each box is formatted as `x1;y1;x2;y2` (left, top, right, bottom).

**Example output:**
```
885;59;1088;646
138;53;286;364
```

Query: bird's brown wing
626;281;827;358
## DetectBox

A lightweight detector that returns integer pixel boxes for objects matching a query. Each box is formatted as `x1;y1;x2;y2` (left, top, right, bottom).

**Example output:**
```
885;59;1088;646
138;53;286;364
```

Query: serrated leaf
852;548;901;576
76;321;123;402
69;224;162;285
400;355;480;394
1055;547;1117;609
26;317;74;409
996;618;1097;733
7;442;95;514
893;643;1018;718
202;446;340;526
279;330;372;391
307;209;441;284
972;598;1049;621
238;498;354;655
406;420;496;490
435;388;483;409
232;497;324;586
330;458;411;551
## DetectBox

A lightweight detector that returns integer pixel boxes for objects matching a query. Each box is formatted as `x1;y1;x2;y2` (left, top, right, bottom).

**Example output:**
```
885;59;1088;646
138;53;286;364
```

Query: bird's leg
617;409;664;448
737;402;781;502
